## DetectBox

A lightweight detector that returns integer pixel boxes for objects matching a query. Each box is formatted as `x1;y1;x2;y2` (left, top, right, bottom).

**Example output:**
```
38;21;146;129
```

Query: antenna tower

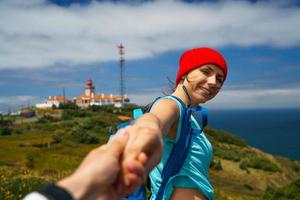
118;43;125;106
63;87;66;104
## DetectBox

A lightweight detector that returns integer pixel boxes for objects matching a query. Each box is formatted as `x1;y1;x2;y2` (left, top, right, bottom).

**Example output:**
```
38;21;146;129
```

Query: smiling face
182;64;225;105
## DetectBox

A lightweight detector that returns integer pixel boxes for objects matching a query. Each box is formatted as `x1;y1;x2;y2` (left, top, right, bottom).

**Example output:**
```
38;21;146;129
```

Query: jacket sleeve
23;184;74;200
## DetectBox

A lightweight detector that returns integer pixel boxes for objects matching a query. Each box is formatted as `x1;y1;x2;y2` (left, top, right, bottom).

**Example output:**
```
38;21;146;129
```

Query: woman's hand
116;114;163;196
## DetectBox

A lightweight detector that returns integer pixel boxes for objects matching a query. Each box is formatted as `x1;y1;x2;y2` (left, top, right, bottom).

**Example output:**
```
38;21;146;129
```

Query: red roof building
36;96;69;108
74;79;130;108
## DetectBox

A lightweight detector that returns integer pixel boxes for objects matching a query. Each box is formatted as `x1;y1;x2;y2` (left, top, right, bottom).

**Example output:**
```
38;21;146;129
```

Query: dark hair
144;76;176;111
162;76;176;95
164;74;193;95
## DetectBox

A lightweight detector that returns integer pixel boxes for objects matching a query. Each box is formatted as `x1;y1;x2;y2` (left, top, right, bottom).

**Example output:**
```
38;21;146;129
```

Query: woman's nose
207;75;217;85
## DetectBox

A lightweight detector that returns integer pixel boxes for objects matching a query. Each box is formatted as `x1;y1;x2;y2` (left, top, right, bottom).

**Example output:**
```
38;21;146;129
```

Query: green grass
0;106;136;199
206;127;248;147
261;179;300;200
0;170;51;200
0;106;299;200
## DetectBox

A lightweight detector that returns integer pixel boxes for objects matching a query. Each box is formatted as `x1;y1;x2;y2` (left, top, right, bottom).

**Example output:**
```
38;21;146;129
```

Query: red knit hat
176;47;227;85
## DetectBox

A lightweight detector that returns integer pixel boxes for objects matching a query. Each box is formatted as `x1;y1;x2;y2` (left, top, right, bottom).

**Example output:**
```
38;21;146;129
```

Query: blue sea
208;109;300;161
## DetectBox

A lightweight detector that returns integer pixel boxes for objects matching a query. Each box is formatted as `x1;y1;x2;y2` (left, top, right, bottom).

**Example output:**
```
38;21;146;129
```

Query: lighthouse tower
85;78;95;96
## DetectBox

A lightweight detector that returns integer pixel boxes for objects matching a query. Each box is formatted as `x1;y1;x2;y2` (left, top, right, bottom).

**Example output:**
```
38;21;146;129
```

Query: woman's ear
180;75;187;84
178;77;185;85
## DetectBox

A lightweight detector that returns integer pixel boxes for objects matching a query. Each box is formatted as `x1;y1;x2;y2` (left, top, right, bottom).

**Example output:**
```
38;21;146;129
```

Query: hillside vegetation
0;106;299;200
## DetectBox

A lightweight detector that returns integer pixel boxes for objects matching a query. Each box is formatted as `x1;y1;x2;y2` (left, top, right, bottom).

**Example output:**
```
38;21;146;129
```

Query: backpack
108;96;208;200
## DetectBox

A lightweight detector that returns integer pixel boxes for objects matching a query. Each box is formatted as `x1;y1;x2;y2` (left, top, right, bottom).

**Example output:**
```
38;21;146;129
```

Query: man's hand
57;129;144;200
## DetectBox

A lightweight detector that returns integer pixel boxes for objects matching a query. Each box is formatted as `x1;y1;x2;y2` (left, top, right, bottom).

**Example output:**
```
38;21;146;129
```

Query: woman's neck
172;85;191;106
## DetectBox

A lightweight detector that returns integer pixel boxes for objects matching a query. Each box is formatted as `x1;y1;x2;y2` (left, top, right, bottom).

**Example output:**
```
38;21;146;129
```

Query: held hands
116;124;163;196
57;124;162;200
57;129;133;200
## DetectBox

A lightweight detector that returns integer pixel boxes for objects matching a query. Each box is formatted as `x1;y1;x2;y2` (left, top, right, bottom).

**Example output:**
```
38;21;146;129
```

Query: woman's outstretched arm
117;98;180;196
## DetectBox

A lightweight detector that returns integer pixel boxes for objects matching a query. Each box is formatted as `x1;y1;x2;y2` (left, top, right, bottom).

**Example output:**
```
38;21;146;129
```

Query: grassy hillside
0;106;299;200
205;127;300;199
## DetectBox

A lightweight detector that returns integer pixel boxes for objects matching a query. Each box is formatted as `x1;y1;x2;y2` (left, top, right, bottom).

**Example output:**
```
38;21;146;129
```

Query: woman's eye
217;77;223;84
201;69;210;75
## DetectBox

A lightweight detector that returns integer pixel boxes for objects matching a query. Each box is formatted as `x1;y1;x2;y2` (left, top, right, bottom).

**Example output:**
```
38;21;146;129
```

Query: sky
1;0;300;112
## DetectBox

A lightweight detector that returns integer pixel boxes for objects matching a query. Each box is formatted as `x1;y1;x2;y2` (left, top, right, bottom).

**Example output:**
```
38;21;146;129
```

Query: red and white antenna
117;43;125;106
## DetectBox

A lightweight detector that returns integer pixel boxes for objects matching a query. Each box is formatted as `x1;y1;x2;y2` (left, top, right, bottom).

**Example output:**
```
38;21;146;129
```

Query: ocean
208;109;300;161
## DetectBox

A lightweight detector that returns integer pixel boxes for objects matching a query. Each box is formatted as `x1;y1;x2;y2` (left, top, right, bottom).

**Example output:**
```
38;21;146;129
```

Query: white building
36;96;68;108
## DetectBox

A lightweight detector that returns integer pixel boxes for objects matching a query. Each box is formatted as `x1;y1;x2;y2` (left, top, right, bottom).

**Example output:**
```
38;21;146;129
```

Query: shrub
52;134;63;144
71;129;99;144
25;154;35;169
293;164;300;173
214;147;241;162
37;117;47;123
59;102;78;109
25;125;31;130
14;128;23;134
91;125;104;134
81;120;93;130
61;112;72;120
90;116;111;127
37;115;58;123
240;160;248;170
62;109;90;120
0;176;50;200
244;184;253;191
116;104;140;116
0;117;12;126
63;140;79;147
95;105;114;113
248;157;281;172
40;124;57;132
261;179;300;200
240;160;251;173
205;128;248;147
210;160;223;170
61;120;77;128
0;127;12;135
89;105;101;112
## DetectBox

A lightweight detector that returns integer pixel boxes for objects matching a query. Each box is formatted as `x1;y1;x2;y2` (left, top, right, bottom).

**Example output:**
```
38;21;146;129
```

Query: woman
120;47;227;200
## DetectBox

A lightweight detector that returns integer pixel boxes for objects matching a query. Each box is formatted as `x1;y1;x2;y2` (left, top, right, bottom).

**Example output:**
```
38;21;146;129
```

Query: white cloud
1;0;300;69
128;86;300;108
205;87;300;109
1;87;299;111
0;95;42;112
128;87;162;105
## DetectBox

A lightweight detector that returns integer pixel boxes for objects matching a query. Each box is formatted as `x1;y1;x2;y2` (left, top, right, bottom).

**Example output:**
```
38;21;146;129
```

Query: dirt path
13;117;39;124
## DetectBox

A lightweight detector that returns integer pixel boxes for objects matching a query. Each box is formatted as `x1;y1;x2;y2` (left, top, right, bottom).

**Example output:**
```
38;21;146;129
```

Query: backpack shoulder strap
133;108;143;119
146;96;163;112
147;95;187;142
201;106;208;128
191;106;208;131
155;97;194;200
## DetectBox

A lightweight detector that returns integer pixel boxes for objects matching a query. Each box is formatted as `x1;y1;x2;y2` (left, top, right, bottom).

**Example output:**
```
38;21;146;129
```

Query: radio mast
117;43;125;106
